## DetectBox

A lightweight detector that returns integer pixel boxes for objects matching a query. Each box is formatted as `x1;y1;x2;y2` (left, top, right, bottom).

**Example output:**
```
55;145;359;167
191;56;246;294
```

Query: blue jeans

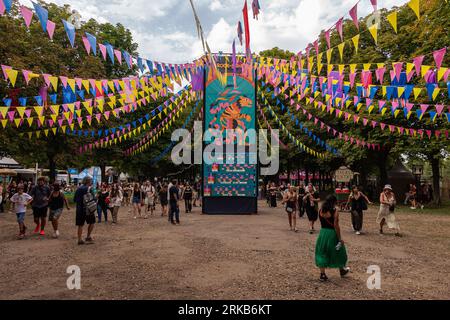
169;202;179;223
97;204;108;222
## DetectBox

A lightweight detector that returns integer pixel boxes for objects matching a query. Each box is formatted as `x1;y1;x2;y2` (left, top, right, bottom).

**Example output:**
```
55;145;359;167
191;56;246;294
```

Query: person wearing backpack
74;177;96;245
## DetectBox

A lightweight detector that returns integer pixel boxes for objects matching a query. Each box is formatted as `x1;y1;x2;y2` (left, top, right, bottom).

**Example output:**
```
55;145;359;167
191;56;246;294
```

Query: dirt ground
0;201;449;300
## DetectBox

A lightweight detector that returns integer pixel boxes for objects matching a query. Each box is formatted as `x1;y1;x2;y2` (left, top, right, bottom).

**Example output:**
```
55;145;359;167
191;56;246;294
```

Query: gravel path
0;202;449;300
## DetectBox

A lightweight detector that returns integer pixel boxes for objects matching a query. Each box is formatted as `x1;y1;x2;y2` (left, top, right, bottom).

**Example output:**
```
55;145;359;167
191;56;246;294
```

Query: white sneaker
356;231;361;235
410;207;416;210
56;230;60;237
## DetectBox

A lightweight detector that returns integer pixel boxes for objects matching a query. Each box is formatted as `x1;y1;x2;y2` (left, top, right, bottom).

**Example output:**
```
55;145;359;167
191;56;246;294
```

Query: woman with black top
297;183;306;218
348;186;371;235
282;186;298;232
48;183;70;238
182;182;193;213
303;184;320;234
159;184;169;217
131;183;144;219
315;195;350;282
96;184;109;223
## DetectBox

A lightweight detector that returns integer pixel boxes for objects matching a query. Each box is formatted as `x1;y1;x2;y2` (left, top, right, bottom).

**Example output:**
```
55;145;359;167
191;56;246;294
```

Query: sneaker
319;273;328;282
421;205;424;210
18;234;25;240
56;230;60;237
410;207;416;210
33;225;40;234
85;237;94;244
340;267;350;277
39;230;45;236
77;240;85;245
309;229;314;234
52;233;58;239
355;231;361;235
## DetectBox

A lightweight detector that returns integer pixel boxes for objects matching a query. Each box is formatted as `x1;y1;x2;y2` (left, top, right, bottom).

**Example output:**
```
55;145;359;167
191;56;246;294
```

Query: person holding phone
377;185;401;237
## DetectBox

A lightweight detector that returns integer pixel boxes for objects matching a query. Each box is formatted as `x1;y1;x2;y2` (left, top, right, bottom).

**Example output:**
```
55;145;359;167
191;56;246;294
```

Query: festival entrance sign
202;56;257;214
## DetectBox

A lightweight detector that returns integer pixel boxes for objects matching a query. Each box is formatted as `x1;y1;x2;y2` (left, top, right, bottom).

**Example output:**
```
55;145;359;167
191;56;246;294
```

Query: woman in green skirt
315;195;350;282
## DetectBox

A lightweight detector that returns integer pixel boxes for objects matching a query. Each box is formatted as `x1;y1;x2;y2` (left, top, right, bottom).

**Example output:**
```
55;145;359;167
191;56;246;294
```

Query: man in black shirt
169;179;180;225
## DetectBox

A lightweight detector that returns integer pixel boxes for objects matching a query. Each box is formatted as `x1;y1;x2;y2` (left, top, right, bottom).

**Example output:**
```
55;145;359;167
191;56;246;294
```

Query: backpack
83;188;97;216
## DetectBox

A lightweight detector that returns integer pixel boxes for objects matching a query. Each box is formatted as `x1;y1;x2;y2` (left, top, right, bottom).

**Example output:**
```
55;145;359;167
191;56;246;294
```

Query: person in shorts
29;177;51;236
74;177;96;245
10;184;33;239
48;183;70;239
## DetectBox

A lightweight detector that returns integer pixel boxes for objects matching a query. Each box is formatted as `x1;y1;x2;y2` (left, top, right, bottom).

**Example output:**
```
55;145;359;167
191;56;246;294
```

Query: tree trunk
377;151;389;189
100;163;106;185
48;155;56;183
430;157;441;206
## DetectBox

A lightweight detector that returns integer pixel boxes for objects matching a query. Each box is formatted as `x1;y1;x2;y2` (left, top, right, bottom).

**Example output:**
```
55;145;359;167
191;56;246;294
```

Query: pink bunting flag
22;70;32;85
433;47;447;70
20;6;34;28
420;104;429;114
60;76;68;88
371;121;377;128
370;0;377;11
24;109;32;118
349;4;359;29
426;130;432;139
375;67;386;84
114;50;122;64
47;20;56;40
380;123;386;130
407;70;415;82
349;72;357;88
413;55;425;74
75;78;83;90
336;18;344;41
99;44;107;60
435;104;445;116
1;65;12;80
393;62;403;81
82;36;91;54
324;30;331;49
405;103;414;113
42;74;51;87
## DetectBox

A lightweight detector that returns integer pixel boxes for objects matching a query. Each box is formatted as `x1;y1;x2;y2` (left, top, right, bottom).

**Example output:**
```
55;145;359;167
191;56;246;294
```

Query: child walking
10;184;33;239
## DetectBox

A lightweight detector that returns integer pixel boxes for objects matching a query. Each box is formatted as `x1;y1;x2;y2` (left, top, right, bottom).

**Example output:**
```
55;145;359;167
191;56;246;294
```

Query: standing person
144;181;156;216
169;180;180;225
304;184;320;234
409;184;417;210
122;184;130;207
182;182;193;213
315;195;350;282
269;182;277;208
131;183;144;219
74;177;96;245
377;185;401;237
159;184;169;217
10;184;33;239
96;184;110;223
0;184;4;213
29;177;51;236
48;183;70;239
282;186;298;232
297;183;306;218
109;184;123;224
348;186;371;235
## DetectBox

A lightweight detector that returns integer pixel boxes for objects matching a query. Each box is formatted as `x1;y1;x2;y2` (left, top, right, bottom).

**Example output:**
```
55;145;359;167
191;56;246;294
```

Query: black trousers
351;210;363;231
184;199;192;212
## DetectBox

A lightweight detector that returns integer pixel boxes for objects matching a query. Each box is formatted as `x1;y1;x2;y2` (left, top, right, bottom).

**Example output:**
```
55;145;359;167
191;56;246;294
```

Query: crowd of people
0;176;202;244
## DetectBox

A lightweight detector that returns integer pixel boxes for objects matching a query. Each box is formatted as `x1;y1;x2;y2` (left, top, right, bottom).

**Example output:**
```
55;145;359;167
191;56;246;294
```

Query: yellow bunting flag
326;48;333;65
413;88;422;100
49;76;59;91
5;69;18;87
337;42;345;62
368;24;378;44
387;11;398;33
82;80;90;92
438;68;448;81
408;0;420;20
432;88;440;101
352;35;359;54
421;65;431;78
363;63;371;71
67;79;76;92
349;64;357;74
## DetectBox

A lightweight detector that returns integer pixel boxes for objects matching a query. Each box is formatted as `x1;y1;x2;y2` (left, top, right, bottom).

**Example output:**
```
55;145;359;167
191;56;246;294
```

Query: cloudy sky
22;0;406;63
